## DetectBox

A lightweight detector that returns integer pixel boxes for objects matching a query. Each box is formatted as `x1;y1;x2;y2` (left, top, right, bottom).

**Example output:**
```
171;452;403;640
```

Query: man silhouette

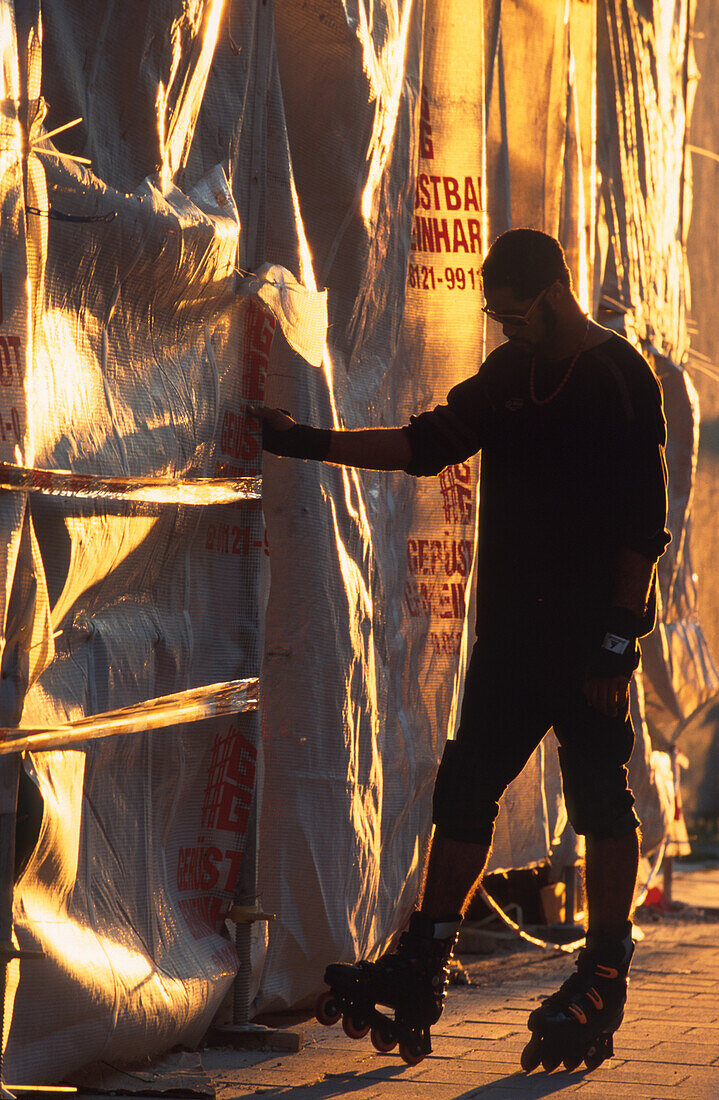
251;228;670;1069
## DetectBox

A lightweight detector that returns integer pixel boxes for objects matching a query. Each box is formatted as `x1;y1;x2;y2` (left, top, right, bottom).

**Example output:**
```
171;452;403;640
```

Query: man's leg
425;639;550;923
585;830;639;938
319;640;548;1066
521;824;639;1072
521;691;641;1071
419;833;490;920
555;680;639;937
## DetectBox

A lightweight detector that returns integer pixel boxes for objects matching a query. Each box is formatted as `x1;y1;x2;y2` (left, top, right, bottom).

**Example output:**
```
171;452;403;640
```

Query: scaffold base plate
207;1022;304;1052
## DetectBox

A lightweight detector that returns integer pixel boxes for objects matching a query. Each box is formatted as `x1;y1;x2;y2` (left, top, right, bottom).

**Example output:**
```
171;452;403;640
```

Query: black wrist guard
587;607;642;679
262;421;332;461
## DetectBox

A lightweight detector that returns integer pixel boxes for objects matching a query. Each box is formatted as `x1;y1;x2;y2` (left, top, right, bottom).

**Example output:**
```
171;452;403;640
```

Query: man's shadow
250;1059;592;1098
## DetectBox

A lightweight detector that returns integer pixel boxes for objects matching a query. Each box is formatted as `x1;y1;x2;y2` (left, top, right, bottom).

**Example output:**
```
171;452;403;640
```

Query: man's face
483;283;557;350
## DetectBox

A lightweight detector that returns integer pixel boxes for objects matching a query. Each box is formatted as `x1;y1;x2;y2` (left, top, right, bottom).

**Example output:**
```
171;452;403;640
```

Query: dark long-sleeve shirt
404;333;670;641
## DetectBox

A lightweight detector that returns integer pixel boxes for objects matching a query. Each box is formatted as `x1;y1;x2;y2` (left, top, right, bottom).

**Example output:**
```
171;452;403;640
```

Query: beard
538;297;559;339
505;299;558;353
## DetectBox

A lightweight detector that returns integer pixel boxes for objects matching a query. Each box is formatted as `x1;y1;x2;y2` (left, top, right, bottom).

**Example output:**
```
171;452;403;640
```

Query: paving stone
613;1040;719;1066
415;1036;495;1057
569;1084;692;1099
407;1062;529;1089
629;988;712;1002
456;1046;531;1066
275;1085;484;1100
212;1048;385;1087
459;1075;589;1096
628;1005;719;1023
594;1061;719;1090
217;1088;291;1098
466;1086;587;1098
448;1032;526;1052
573;1074;719;1099
683;1025;719;1042
435;1021;520;1039
624;1016;703;1034
655;1067;719;1091
433;1020;522;1040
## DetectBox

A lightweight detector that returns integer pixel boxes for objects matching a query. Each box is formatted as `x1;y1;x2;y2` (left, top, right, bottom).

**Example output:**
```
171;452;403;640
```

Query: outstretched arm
248;405;412;471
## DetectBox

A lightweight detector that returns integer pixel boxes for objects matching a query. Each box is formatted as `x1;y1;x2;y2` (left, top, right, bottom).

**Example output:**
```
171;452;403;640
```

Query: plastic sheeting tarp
0;0;711;1082
596;0;719;749
1;0;272;1082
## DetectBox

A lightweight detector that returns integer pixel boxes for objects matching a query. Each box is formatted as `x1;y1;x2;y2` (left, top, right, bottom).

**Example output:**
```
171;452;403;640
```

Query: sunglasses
482;284;551;327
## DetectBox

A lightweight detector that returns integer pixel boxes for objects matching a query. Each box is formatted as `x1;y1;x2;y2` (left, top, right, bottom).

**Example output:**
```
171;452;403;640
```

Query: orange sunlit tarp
0;0;708;1082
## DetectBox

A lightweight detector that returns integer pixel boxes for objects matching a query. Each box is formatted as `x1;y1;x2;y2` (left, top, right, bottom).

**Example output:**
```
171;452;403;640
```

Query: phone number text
408;264;482;291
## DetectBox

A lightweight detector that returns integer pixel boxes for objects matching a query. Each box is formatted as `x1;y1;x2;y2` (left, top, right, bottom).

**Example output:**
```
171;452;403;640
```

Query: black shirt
404;333;670;640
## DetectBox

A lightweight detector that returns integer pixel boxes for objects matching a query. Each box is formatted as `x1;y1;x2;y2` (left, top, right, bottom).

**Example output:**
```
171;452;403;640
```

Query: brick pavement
202;909;719;1099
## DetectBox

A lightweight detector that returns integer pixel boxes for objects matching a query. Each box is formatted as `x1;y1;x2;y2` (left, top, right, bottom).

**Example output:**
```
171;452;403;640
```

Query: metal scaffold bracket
227;905;275;924
0;941;43;963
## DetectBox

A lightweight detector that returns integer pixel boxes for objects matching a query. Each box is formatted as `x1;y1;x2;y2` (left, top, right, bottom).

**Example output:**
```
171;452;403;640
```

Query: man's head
481;229;572;299
481;230;577;352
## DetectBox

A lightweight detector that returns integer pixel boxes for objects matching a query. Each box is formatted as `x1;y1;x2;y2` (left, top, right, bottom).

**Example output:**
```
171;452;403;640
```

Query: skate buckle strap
431;919;462;941
595;964;619;979
586;986;603;1010
568;1003;588;1025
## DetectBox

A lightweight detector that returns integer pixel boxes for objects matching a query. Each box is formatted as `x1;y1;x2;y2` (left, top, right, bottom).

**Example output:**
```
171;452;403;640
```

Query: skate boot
316;911;461;1066
521;925;634;1072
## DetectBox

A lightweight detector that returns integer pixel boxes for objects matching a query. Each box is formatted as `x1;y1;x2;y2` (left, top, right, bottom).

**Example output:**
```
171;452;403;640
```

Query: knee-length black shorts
432;632;640;847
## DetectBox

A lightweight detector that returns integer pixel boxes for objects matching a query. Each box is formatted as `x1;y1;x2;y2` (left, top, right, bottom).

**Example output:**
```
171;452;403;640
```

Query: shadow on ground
239;1063;600;1098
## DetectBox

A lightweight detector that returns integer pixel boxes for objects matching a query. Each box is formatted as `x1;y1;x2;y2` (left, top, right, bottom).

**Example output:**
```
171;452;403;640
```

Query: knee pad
563;784;640;840
581;808;641;842
558;741;639;841
432;740;498;847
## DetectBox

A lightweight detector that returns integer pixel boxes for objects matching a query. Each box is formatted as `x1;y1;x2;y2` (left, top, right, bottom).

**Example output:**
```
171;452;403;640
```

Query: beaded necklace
529;315;591;406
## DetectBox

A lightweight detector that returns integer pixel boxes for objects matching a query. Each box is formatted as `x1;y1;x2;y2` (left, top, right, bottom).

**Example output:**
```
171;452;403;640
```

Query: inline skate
316;911;461;1066
521;926;634;1072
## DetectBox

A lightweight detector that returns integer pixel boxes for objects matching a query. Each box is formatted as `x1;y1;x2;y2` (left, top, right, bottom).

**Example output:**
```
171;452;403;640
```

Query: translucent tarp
596;0;719;749
0;0;710;1083
3;0;268;1081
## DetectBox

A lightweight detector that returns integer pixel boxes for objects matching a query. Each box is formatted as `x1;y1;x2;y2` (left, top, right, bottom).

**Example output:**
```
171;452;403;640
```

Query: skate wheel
584;1048;604;1070
520;1034;542;1073
541;1046;562;1072
563;1051;582;1071
399;1039;426;1066
584;1034;612;1070
342;1013;371;1040
316;990;341;1027
371;1025;397;1053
